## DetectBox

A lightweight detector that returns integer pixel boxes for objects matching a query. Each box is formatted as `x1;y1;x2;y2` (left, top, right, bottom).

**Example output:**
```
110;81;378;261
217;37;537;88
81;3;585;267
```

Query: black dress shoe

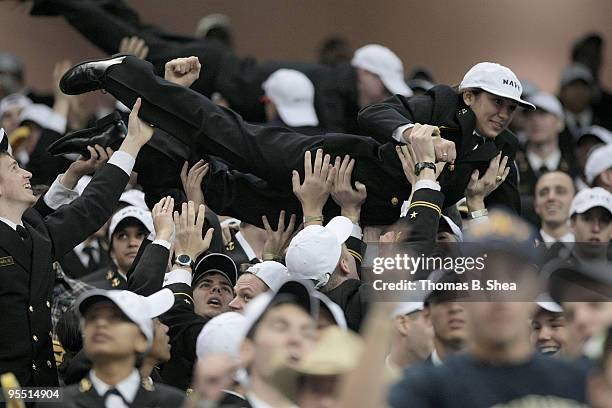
59;54;128;95
47;111;127;159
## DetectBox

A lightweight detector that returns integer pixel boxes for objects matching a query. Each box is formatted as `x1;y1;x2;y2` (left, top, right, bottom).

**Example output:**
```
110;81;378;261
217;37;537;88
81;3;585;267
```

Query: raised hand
291;149;336;221
120;97;154;156
173;201;214;260
331;155;366;222
262;210;296;260
164;56;201;88
180;160;209;207
119;36;149;60
61;145;113;189
465;153;510;211
152;196;175;242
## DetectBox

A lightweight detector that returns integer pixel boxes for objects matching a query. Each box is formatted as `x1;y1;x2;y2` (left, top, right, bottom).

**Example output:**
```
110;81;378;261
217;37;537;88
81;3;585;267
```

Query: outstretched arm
42;98;153;259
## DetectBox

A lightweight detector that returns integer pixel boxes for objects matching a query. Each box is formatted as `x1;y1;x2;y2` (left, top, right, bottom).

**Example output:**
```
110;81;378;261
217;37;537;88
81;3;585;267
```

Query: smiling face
193;272;234;318
463;90;519;138
0;153;36;213
534;172;575;227
530;309;567;356
82;301;148;362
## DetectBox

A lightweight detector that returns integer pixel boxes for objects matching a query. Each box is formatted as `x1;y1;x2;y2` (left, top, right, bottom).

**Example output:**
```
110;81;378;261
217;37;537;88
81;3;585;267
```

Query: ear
394;316;410;337
239;339;255;370
462;91;475;107
339;256;351;277
134;333;148;354
555;118;565;133
601;169;612;187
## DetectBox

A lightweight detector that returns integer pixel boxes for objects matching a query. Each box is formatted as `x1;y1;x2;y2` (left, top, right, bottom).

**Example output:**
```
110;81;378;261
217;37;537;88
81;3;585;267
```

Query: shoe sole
59;53;130;95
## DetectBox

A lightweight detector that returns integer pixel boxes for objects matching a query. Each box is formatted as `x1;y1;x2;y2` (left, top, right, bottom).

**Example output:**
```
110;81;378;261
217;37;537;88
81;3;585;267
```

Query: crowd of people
1;1;612;407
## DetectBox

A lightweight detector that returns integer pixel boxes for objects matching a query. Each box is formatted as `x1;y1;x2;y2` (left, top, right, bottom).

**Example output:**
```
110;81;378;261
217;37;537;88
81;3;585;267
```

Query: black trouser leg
104;57;322;188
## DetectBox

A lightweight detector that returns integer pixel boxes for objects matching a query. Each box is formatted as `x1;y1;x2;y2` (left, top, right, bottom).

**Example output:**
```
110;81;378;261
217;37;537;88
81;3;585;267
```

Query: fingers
291;170;301;193
313;149;323;177
187;201;196;229
286;214;296;234
277;210;286;231
261;215;272;232
195;204;206;232
180;161;189;185
325;164;337;190
303;151;312;176
202;227;215;250
355;181;367;195
130;97;142;118
85;146;97;161
320;153;331;181
93;144;106;160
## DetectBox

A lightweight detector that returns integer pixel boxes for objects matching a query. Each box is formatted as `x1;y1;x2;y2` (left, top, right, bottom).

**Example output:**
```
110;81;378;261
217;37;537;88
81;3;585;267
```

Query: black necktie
538;165;549;176
103;388;129;406
82;245;99;273
16;225;32;255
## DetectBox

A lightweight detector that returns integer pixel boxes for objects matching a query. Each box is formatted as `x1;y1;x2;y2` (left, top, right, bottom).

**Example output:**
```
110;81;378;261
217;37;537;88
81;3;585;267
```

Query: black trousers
103;57;410;226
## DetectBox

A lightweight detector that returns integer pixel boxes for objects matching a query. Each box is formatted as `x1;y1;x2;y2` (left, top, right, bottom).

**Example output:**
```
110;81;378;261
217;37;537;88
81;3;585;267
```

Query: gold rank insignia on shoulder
410;211;418;219
226;241;235;251
111;278;121;287
79;378;92;392
141;377;155;391
106;271;113;280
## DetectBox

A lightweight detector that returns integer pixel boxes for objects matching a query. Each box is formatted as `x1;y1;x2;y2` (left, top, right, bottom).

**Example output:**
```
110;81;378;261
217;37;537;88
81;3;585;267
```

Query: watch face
177;254;191;264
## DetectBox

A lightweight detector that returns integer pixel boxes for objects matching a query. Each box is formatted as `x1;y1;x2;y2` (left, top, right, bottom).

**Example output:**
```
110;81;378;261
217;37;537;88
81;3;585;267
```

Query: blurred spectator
575;125;612;190
571;32;612;131
194;13;233;49
351;44;413;108
567;187;612;262
262;69;323;135
387;302;433;375
533;171;575;247
559;64;597;139
319;36;352;68
585;143;612;191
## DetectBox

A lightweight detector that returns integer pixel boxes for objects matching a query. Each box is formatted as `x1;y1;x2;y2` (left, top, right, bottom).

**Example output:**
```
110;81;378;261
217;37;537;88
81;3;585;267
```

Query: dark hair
456;88;483;108
0;149;11;158
56;307;83;354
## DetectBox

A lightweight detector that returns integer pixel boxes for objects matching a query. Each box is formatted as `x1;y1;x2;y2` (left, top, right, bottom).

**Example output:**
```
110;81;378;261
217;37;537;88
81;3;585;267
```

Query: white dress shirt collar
539;229;575;248
431;347;444;366
0;216;23;231
526;148;561;173
90;368;140;404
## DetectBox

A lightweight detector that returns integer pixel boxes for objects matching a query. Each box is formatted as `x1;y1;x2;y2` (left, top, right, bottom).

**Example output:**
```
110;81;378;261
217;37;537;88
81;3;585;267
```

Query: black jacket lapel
0;221;30;271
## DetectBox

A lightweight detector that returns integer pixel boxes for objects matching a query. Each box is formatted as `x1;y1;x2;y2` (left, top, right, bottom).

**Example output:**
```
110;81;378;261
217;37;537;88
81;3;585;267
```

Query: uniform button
46;301;51;308
28;305;34;312
391;197;399;206
47;360;53;368
33;335;38;342
32;363;37;371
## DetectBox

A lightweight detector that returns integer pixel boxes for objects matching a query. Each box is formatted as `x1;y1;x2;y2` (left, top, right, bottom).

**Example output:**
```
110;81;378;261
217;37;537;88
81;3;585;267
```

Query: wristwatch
174;254;194;269
414;162;436;176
